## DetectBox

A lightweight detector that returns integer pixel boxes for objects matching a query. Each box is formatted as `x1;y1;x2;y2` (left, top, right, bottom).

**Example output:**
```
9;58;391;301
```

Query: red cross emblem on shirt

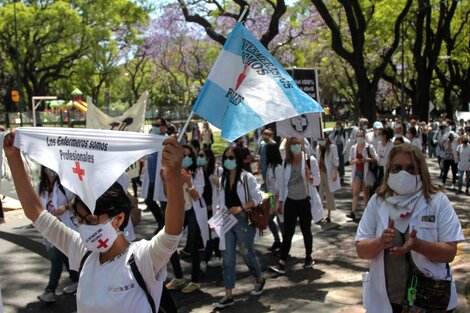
72;162;85;181
97;238;109;249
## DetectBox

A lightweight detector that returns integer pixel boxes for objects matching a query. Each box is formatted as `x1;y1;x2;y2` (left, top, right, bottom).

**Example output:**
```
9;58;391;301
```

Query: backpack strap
128;254;157;313
79;250;92;274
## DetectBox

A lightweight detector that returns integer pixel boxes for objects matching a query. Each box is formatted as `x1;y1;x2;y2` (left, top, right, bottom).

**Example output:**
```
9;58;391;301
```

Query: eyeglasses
70;213;100;227
224;155;235;160
69;197;115;226
390;164;418;175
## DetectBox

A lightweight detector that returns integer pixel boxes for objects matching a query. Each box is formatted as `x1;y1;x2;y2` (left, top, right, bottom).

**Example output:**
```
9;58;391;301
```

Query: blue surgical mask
197;156;207;166
357;137;365;144
318;140;326;146
182;156;193;168
224;159;237;170
290;144;302;155
335;127;341;131
151;127;160;135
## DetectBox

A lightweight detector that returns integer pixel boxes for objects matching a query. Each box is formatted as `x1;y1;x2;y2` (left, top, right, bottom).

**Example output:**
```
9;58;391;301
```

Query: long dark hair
203;148;216;176
183;144;197;177
221;146;244;187
265;142;282;177
334;122;344;137
38;166;66;197
320;131;332;155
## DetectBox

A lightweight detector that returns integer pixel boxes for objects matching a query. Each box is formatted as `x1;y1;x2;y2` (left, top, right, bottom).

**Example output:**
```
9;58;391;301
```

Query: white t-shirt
33;211;181;313
456;144;470;171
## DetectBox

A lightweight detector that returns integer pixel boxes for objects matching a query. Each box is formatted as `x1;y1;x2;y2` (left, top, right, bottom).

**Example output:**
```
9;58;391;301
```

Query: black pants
279;197;312;261
391;303;454;313
204;209;221;261
145;182;164;231
170;208;201;283
442;159;457;185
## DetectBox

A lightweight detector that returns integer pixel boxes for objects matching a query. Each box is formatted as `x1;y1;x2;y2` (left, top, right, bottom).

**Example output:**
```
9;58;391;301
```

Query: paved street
0;159;468;313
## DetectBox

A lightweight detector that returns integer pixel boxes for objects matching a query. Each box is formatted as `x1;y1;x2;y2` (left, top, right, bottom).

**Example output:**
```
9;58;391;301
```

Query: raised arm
160;138;185;236
3;132;43;222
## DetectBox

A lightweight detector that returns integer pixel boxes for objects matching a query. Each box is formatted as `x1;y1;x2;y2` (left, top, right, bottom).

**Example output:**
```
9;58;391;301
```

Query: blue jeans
222;212;261;289
46;245;78;292
336;143;345;178
458;169;470;190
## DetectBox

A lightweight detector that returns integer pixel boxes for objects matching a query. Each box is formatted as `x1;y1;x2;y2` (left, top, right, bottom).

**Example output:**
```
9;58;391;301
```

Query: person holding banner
4;134;185;313
213;146;265;309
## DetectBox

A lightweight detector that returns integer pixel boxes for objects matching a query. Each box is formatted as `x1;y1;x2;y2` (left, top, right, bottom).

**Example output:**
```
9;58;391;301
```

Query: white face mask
387;170;422;195
78;218;118;252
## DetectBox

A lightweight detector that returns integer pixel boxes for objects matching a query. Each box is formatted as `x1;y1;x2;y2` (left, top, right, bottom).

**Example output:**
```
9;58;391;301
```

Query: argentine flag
193;22;323;142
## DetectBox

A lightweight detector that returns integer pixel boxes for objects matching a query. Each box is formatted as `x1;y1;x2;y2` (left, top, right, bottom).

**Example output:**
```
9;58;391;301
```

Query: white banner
14;127;165;213
276;112;322;139
86;91;148;132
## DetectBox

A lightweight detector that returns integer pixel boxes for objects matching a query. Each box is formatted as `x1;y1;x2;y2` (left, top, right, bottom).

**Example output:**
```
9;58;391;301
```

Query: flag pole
177;5;250;143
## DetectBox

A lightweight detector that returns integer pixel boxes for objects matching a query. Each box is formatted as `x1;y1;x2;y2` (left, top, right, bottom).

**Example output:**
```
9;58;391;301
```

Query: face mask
197;156;207;166
224;159;237;170
151;127;160;135
387;171;422;195
335;127;341;132
357;137;365;144
395;134;402;139
182;156;193;168
318;140;326;146
290;144;302;155
362;125;368;131
45;168;58;178
78;218;118;253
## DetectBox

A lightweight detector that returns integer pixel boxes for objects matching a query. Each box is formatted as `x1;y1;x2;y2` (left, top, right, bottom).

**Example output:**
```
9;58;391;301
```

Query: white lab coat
355;192;464;313
316;145;341;193
349;143;378;187
279;152;323;223
189;167;209;248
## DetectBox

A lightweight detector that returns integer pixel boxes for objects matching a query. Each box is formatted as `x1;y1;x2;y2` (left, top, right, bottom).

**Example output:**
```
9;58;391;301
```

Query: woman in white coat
213;145;265;308
265;142;284;251
269;137;322;275
317;133;341;223
355;144;463;313
165;145;207;293
348;130;378;221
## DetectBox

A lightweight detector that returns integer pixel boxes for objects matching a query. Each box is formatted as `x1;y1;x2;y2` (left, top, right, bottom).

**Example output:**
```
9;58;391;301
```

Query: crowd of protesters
1;114;468;311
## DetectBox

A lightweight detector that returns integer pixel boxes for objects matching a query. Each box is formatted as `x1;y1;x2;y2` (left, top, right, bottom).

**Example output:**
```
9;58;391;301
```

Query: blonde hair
376;144;439;201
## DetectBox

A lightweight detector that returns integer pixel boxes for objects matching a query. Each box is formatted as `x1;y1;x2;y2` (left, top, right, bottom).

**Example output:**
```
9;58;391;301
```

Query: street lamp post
13;0;23;126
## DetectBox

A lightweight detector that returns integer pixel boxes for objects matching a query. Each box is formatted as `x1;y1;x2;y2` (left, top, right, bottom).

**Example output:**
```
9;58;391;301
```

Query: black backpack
79;251;177;313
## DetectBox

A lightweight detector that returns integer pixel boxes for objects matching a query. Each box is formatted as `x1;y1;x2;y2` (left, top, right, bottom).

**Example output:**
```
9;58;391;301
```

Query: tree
310;0;413;123
0;0;148;110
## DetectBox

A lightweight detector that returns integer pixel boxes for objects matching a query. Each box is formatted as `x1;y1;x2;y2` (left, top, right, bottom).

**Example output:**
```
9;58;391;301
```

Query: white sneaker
63;282;78;294
200;261;207;273
207;256;223;267
38;290;57;303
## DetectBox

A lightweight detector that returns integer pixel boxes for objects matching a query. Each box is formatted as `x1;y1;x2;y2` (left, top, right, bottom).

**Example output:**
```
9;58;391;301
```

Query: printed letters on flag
192;22;323;142
276;113;322;139
14;127;165;213
86;91;148;132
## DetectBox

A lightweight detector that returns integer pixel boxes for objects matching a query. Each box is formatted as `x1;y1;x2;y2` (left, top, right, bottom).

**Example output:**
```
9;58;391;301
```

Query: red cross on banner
97;238;109;249
72;162;85;181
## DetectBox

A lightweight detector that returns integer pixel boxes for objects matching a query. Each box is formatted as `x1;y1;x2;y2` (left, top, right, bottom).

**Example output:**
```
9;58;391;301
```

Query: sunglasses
390;164;418;175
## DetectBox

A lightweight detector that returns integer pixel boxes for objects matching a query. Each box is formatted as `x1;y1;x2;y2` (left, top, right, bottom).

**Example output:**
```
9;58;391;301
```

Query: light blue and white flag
193;22;323;142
